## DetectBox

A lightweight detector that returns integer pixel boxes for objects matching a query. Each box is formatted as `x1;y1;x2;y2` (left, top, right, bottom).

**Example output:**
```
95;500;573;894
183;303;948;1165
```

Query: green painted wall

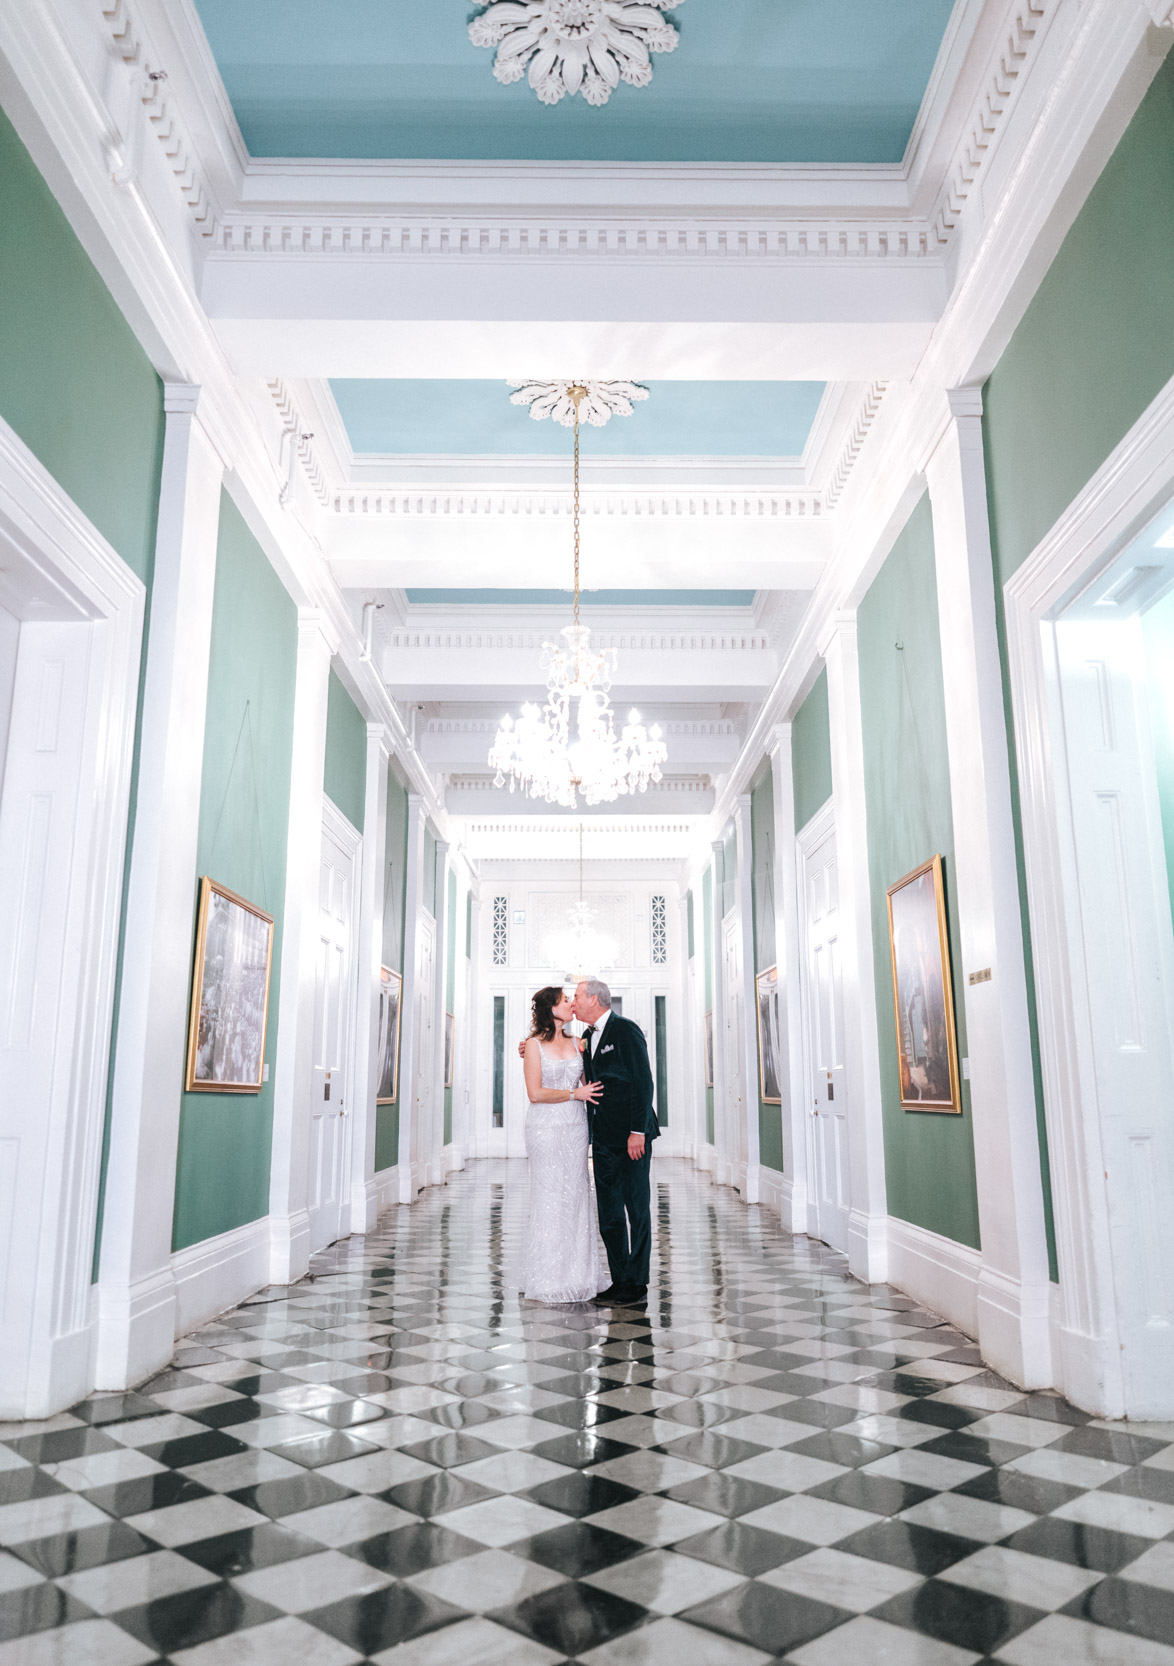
973;48;1174;1282
1144;593;1174;927
984;46;1174;583
375;766;410;1170
792;667;834;831
323;670;366;832
687;891;696;960
720;822;738;918
0;104;164;581
750;765;783;1172
444;867;457;1145
702;865;715;1144
172;492;297;1251
857;494;981;1250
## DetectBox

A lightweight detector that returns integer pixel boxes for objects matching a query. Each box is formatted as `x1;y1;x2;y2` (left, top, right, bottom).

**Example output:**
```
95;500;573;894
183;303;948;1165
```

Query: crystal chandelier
548;825;617;978
489;383;668;807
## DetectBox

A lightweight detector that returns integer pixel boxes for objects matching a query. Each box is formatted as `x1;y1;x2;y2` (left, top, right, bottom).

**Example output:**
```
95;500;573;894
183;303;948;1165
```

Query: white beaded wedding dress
521;1042;602;1304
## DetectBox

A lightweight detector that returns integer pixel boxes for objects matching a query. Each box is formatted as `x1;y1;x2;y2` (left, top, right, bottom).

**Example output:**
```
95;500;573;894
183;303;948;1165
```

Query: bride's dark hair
529;985;566;1043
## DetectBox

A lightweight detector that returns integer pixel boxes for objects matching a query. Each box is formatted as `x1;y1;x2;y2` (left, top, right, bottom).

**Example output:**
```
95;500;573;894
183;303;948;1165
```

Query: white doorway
412;914;436;1185
722;914;748;1188
308;802;360;1253
800;807;851;1252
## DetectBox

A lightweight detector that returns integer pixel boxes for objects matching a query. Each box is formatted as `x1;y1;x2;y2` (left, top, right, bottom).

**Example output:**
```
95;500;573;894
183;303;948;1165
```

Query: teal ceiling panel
330;379;826;457
193;1;958;165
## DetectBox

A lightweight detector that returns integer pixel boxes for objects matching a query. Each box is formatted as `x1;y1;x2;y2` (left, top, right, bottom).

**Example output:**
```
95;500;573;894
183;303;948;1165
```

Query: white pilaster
821;614;889;1283
431;837;451;1187
396;794;426;1202
268;611;336;1283
347;724;390;1236
95;385;224;1389
732;794;761;1203
708;839;728;1180
769;724;810;1235
924;389;1054;1387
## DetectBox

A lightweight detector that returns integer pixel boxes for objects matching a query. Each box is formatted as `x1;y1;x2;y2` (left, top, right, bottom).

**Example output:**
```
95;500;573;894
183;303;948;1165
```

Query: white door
412;915;435;1183
308;816;357;1252
803;822;851;1252
1056;618;1174;1410
723;915;748;1182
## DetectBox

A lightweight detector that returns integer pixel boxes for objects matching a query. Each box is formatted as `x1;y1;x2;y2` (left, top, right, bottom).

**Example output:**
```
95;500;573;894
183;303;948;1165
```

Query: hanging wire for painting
207;699;270;907
894;640;941;854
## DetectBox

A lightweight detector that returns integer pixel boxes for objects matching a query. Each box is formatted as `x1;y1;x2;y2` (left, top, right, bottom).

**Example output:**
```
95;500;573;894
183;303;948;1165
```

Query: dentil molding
331;488;824;520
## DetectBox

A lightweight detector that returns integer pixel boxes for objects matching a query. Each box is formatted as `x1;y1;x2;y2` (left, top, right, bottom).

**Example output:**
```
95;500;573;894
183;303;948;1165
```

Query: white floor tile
581;1615;772;1665
1052;1488;1174;1539
938;1545;1103;1610
759;1547;925;1612
170;1615;363;1666
123;1492;268;1546
583;1548;747;1613
740;1493;881;1546
433;1493;566;1546
234;1547;390;1612
0;1618;159;1666
370;1614;562;1665
994;1613;1174;1666
409;1547;565;1611
789;1614;980;1666
279;1494;417;1545
57;1548;220;1613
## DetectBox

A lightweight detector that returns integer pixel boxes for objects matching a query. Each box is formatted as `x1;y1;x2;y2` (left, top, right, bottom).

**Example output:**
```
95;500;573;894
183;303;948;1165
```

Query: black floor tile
69;1393;161;1426
0;1582;93;1642
423;1398;503;1431
306;1584;466;1654
533;1399;631;1431
873;1579;1044;1654
770;1398;860;1430
1001;1515;1153;1573
83;1472;214;1519
675;1519;809;1576
0;1467;68;1504
1064;1575;1174;1647
10;1521;157;1579
953;1466;1082;1516
176;1522;324;1577
383;1472;498;1518
684;1579;848;1653
143;1431;249;1468
525;1471;640;1518
229;1472;355;1518
1099;1465;1174;1505
665;1471;787;1519
345;1522;483;1577
8;1427;119;1463
399;1432;502;1470
530;1431;636;1469
787;1430;895;1468
657;1430;769;1469
114;1584;281;1654
1053;1425;1169;1465
302;1398;388;1430
811;1468;935;1517
266;1430;382;1469
836;1518;982;1576
492;1579;646;1655
515;1519;645;1578
918;1431;1028;1468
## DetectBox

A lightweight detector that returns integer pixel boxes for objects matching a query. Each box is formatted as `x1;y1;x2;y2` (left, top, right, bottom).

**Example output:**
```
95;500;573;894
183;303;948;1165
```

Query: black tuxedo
583;1011;659;1288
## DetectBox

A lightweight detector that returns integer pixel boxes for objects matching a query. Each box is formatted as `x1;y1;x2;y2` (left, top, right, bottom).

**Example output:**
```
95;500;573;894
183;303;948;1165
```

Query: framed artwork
185;877;274;1093
704;1009;715;1089
755;966;783;1104
886;854;962;1113
444;1011;455;1090
376;967;403;1104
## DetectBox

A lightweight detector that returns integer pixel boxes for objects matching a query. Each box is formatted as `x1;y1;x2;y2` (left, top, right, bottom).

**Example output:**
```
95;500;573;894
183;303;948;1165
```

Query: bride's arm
522;1038;599;1103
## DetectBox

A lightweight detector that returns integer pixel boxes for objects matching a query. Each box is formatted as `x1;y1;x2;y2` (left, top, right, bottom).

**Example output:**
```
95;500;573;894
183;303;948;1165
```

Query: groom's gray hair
582;978;612;1008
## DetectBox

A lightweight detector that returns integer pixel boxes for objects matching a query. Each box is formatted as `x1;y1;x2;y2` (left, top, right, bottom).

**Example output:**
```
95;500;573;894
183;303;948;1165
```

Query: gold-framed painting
755;965;783;1105
704;1010;715;1089
185;877;274;1094
886;854;962;1114
444;1012;455;1090
376;967;403;1104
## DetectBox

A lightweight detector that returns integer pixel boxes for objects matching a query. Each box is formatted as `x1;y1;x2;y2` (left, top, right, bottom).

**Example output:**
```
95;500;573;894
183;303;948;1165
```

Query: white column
733;794;761;1203
448;862;469;1171
925;389;1054;1387
95;385;224;1389
708;840;728;1181
769;723;810;1235
347;724;389;1237
821;613;889;1283
673;893;695;1159
431;837;451;1185
396;794;426;1202
269;611;336;1283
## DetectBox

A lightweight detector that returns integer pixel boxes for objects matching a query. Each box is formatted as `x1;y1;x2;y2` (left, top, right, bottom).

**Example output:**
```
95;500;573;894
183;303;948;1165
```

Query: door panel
308;818;355;1253
804;825;850;1251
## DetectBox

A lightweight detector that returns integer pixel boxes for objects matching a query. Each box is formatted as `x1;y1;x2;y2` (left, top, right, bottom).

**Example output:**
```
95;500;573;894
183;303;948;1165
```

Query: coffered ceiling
191;0;960;165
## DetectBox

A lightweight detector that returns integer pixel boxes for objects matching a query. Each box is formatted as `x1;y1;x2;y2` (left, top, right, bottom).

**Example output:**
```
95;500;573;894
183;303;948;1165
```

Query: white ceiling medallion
509;379;650;427
469;2;681;108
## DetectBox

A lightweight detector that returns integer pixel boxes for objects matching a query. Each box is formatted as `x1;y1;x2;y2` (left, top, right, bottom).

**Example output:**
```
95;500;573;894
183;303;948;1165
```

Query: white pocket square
600;1044;615;1054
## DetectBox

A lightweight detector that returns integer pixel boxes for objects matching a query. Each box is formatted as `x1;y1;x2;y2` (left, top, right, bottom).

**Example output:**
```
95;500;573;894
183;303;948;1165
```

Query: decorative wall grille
492;896;508;966
651;895;667;965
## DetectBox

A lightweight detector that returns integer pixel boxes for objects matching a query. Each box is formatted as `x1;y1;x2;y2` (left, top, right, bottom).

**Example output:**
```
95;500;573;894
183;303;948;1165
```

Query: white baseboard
885;1215;982;1336
779;1174;809;1237
444;1144;465;1174
371;1165;400;1216
269;1209;310;1286
171;1217;270;1339
758;1165;785;1219
93;1266;177;1392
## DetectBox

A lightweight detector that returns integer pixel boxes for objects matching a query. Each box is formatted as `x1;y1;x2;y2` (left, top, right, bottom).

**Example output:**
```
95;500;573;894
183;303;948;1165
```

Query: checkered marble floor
3;1161;1174;1666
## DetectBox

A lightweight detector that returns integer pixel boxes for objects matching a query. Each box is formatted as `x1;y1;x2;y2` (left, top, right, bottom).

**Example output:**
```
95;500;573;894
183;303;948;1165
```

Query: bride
520;985;603;1304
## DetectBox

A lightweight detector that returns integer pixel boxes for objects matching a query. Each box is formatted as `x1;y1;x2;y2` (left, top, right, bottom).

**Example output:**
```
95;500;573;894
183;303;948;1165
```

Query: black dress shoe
592;1285;625;1304
624;1285;648;1304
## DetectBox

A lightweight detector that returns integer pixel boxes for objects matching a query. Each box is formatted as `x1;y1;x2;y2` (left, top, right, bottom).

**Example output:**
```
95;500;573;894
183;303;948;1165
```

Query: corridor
2;1161;1172;1665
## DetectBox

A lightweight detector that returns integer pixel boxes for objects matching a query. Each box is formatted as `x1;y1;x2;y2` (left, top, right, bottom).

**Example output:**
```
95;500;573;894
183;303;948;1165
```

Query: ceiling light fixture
488;380;667;807
469;1;681;108
549;823;617;978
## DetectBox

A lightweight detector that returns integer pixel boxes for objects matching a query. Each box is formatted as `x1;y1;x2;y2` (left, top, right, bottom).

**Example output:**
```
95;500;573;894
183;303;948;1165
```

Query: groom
574;979;659;1306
